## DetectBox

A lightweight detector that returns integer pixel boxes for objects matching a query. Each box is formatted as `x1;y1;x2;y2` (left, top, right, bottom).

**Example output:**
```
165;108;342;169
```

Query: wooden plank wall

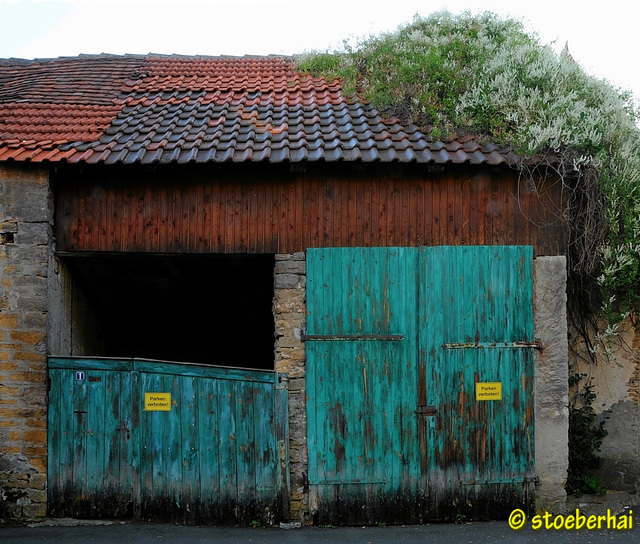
55;163;566;255
47;357;288;525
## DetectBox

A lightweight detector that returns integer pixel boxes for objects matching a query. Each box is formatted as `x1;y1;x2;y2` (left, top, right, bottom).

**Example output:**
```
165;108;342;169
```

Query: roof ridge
0;53;295;65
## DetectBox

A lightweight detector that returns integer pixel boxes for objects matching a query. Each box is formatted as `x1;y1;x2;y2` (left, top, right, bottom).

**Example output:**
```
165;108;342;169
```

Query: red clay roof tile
0;54;513;166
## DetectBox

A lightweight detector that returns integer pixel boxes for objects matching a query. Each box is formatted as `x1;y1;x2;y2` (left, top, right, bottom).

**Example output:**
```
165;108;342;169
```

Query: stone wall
534;256;569;513
273;252;307;522
0;164;52;524
571;316;640;494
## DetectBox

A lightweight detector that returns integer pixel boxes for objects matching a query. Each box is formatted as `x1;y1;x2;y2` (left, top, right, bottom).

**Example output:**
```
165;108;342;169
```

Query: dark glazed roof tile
0;54;517;165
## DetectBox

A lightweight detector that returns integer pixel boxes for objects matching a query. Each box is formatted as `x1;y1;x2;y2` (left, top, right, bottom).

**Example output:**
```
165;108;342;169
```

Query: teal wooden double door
306;246;536;524
48;359;289;525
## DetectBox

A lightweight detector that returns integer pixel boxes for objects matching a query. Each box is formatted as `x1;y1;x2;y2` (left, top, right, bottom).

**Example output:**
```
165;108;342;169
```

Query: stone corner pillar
534;255;569;513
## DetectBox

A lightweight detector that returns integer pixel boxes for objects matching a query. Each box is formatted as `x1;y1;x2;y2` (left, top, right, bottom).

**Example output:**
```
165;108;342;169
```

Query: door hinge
303;334;404;341
460;476;539;486
443;340;542;350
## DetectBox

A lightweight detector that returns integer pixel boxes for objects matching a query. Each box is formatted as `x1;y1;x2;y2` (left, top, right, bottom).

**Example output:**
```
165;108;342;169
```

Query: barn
0;54;569;525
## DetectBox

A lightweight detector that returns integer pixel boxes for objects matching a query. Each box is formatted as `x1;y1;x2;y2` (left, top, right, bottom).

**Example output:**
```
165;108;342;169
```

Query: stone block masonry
534;256;569;513
0;165;52;525
273;252;308;522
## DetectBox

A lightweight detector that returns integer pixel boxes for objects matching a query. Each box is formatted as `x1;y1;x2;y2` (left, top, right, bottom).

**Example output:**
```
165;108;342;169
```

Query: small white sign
75;371;86;381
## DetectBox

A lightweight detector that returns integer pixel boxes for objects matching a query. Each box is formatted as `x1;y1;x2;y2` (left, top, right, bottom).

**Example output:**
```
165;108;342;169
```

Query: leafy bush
566;373;607;496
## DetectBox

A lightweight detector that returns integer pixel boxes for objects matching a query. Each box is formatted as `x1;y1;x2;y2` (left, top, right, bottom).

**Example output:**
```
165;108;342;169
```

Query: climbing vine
566;373;607;496
296;10;640;326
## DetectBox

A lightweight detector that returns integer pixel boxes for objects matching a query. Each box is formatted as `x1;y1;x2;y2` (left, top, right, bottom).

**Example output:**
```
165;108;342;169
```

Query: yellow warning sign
145;392;172;411
475;382;502;401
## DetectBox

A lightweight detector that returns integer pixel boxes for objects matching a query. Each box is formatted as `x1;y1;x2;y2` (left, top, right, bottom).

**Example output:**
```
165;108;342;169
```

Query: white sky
1;0;638;100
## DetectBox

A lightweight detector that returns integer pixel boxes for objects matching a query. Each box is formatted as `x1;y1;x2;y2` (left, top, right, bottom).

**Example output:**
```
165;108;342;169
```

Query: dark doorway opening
61;253;276;369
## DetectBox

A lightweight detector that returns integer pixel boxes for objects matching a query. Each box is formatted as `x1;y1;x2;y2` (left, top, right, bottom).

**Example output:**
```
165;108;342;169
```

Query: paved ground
2;517;640;544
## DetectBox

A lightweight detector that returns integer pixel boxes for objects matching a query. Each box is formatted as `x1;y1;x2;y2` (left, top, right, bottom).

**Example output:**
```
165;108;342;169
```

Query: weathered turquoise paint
306;246;535;524
421;245;535;520
48;359;134;518
306;247;422;525
48;358;289;525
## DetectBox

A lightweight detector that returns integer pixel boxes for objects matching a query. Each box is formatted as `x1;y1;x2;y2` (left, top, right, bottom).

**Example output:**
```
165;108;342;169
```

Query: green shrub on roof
296;10;640;328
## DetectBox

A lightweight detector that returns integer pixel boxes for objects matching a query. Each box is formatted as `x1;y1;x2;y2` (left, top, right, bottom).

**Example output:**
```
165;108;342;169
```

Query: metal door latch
414;405;437;416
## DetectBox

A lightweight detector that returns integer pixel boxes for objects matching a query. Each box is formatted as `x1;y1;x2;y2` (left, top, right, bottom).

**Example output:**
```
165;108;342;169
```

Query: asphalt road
2;518;640;544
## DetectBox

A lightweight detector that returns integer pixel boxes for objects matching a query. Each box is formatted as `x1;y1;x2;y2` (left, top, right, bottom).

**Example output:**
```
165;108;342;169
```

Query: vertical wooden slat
132;181;141;251
218;377;239;514
179;376;199;522
513;176;527;247
138;372;160;517
89;183;98;251
152;182;160;252
488;175;499;244
197;376;220;518
392;179;402;246
267;179;277;252
370;178;378;247
193;181;202;251
292;176;301;251
247;180;257;253
352;177;362;247
306;176;317;248
209;178;220;252
437;175;445;245
170;182;180;253
85;371;106;510
47;369;70;513
259;178;269;252
182;180;192;252
503;171;514;246
77;185;87;251
252;382;273;514
402;180;410;245
445;175;454;244
105;184;114;251
96;184;106;251
468;173;479;244
460;173;469;244
71;371;88;514
235;379;255;521
423;179;432;247
236;182;246;252
479;174;487;244
121;183;131;254
167;375;183;516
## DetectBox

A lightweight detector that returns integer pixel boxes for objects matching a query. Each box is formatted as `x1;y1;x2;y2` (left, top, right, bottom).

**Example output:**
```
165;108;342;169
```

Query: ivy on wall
567;373;607;496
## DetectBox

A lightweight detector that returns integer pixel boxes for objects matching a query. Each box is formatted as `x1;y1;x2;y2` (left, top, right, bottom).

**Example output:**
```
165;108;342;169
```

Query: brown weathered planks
55;163;566;255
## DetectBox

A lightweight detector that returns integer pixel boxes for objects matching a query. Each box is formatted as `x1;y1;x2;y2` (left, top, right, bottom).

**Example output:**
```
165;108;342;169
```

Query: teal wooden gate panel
306;247;422;525
422;245;535;520
48;358;289;525
306;246;535;524
48;359;134;518
136;361;287;524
